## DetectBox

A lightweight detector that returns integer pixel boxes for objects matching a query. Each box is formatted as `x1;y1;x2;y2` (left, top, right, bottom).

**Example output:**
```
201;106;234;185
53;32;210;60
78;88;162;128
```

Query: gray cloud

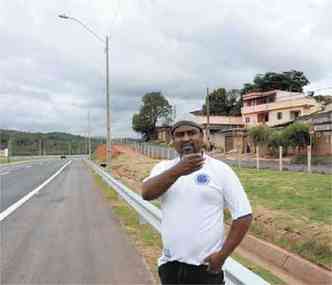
0;0;331;138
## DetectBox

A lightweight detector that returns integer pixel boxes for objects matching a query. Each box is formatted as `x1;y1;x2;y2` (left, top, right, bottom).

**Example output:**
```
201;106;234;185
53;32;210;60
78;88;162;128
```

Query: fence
87;159;270;285
113;139;331;174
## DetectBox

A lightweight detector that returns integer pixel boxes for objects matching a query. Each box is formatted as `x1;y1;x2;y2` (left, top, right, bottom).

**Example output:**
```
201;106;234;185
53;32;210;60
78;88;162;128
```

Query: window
245;117;250;123
290;110;301;120
277;112;282;120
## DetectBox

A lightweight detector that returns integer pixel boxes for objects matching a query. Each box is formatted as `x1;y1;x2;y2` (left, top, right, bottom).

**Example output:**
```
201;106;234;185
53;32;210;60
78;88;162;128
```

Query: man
142;118;252;284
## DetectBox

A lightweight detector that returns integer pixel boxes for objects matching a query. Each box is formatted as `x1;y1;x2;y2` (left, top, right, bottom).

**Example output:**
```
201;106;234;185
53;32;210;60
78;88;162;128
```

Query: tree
268;129;289;156
241;70;310;94
202;88;242;116
283;122;310;149
248;126;271;147
132;92;172;141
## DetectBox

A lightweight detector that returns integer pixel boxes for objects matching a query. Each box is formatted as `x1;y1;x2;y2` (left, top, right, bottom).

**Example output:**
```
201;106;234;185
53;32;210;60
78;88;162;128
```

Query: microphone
182;144;194;155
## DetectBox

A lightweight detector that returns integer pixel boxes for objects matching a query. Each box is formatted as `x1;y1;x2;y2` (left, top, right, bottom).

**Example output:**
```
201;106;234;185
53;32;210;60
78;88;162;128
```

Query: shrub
248;126;271;147
284;122;310;148
268;129;288;157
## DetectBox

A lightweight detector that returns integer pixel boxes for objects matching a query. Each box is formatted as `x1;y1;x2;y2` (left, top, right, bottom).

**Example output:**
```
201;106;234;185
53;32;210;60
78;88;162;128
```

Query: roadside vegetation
0;157;7;163
233;167;332;268
110;151;332;270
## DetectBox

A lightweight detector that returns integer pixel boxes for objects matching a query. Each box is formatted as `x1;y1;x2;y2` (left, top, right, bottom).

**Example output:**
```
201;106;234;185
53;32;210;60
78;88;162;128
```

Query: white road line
0;171;10;176
0;160;72;222
25;165;32;168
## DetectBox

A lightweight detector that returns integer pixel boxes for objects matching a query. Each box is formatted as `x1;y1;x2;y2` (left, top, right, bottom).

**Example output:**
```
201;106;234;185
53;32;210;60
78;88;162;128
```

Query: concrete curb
235;228;332;284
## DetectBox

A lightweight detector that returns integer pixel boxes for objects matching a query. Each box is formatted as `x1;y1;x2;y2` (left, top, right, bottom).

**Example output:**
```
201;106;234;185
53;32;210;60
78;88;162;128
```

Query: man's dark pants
158;261;225;284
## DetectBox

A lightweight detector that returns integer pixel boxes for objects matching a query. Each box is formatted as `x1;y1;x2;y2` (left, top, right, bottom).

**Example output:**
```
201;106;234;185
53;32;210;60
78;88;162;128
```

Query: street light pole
105;35;111;165
58;14;112;167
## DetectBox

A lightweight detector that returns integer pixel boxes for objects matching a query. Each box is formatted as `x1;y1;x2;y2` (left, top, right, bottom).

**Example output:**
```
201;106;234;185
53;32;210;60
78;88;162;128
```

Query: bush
284;122;310;148
268;130;288;157
248;126;271;147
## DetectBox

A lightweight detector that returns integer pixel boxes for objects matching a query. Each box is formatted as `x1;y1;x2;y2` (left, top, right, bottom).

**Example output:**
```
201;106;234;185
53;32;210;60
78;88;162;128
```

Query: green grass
233;167;332;224
232;253;286;285
93;172;162;249
0;157;8;164
91;169;285;285
231;166;332;268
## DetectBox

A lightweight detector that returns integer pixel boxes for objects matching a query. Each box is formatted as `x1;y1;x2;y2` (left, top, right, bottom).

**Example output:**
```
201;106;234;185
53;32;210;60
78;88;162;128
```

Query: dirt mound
95;144;122;161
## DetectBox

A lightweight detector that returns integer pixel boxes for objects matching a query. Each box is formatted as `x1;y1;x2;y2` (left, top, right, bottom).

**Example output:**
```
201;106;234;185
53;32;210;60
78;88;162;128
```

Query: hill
0;129;105;156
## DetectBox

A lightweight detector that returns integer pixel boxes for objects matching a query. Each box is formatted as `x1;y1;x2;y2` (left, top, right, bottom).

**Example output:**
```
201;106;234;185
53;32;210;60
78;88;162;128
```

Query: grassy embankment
110;153;332;270
233;167;332;269
91;169;285;285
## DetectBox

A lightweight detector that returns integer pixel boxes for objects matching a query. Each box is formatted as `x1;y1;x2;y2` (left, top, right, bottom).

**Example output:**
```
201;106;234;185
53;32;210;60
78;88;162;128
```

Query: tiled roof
194;115;243;125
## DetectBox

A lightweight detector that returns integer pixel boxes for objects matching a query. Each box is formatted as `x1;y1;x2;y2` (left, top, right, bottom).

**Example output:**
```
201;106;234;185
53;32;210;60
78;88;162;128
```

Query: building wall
243;103;321;127
210;133;225;151
275;91;305;102
156;128;171;143
313;132;332;155
268;107;305;126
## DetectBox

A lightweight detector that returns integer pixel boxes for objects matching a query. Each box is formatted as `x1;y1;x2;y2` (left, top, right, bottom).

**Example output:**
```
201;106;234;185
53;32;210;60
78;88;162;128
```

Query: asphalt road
1;160;154;284
0;159;68;212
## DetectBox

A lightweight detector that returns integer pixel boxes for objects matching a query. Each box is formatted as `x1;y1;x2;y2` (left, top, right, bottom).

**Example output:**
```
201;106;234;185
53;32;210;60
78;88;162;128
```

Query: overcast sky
0;0;331;138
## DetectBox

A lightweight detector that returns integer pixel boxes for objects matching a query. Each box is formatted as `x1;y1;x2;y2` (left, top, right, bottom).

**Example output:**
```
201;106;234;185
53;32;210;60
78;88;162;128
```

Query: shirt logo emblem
195;173;210;185
164;248;171;258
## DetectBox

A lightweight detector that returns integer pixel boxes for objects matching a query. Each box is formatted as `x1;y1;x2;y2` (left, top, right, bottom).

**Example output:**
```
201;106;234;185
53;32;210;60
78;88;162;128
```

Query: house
241;90;321;127
153;115;244;149
193;115;244;150
155;126;171;143
295;103;332;155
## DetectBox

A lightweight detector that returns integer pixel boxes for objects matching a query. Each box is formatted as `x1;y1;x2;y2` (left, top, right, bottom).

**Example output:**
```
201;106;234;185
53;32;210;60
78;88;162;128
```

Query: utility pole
206;88;211;150
39;139;42;156
88;111;91;159
105;35;111;166
7;137;11;163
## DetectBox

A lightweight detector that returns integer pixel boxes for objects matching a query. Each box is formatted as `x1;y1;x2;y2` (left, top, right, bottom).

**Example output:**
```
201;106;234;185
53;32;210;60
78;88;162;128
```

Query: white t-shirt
144;154;252;267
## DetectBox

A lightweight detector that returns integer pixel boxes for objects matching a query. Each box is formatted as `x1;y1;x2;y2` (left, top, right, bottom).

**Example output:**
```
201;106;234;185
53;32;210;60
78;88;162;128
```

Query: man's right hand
171;153;205;177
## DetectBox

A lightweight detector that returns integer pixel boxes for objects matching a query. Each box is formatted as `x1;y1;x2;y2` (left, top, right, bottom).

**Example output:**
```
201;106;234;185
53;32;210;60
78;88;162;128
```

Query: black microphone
182;144;194;155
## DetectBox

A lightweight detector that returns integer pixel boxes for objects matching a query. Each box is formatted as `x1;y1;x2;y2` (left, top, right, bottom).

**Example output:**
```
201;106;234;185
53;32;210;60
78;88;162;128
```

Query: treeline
0;129;105;156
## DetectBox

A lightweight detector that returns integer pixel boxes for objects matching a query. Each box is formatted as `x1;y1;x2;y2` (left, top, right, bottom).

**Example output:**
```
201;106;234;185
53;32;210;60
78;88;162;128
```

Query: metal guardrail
10;155;88;160
87;160;270;285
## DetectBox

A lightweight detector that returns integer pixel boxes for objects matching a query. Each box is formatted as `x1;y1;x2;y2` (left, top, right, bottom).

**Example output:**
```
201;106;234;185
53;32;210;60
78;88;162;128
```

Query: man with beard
142;117;252;284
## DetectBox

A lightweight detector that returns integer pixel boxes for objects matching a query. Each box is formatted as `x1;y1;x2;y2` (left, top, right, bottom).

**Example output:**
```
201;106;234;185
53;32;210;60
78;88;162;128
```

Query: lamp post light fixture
58;14;112;167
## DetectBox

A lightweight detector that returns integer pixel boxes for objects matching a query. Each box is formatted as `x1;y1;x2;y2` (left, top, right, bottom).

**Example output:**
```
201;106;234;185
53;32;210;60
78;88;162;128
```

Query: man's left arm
204;214;252;272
